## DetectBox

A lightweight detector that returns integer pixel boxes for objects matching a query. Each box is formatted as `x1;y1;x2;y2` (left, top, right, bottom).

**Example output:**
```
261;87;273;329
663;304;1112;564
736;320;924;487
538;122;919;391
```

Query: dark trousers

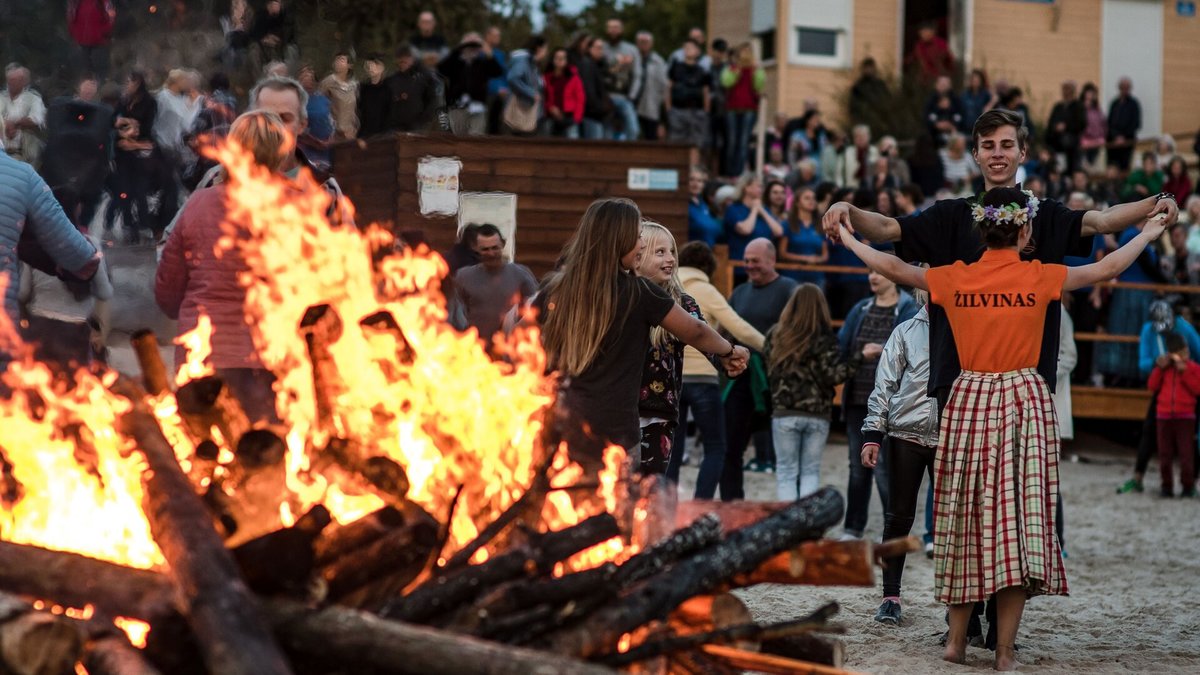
1108;144;1134;171
638;116;660;140
881;438;935;597
719;374;772;500
667;383;727;499
1135;396;1159;474
1157;418;1197;494
843;404;890;535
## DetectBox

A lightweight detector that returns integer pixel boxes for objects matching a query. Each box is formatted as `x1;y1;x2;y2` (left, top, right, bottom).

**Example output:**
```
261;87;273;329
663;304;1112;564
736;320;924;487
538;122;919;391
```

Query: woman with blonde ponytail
538;199;749;471
634;221;717;475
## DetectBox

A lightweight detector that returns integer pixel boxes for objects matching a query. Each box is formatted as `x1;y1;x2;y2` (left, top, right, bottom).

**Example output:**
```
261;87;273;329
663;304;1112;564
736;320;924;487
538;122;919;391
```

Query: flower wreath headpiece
971;190;1040;228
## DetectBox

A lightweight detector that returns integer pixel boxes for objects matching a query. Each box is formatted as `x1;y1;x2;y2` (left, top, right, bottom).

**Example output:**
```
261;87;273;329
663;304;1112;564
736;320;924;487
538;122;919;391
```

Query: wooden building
332;135;691;278
711;0;1200;137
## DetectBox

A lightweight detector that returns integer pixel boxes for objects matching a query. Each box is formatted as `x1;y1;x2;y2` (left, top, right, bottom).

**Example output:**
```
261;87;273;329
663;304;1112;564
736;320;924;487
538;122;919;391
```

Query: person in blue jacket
687;166;722;247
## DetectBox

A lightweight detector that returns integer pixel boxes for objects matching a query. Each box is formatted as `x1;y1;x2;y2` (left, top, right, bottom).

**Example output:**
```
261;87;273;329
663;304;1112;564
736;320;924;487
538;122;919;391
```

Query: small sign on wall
627;168;679;191
417;156;462;216
1179;1;1196;18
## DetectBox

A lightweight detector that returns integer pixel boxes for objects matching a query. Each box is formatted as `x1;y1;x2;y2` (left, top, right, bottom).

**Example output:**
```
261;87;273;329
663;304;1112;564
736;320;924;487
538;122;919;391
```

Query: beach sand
675;431;1200;673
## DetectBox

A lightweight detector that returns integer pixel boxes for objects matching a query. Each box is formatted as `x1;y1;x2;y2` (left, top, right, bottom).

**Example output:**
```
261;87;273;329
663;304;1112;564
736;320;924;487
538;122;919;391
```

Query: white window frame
788;0;854;69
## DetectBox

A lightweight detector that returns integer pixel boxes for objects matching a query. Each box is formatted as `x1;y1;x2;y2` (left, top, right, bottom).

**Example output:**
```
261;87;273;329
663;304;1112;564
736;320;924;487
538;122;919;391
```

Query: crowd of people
3;5;1200;671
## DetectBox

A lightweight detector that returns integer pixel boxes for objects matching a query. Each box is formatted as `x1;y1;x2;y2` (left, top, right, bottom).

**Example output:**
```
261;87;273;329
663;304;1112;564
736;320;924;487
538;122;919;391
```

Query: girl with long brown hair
539;199;748;470
764;284;871;500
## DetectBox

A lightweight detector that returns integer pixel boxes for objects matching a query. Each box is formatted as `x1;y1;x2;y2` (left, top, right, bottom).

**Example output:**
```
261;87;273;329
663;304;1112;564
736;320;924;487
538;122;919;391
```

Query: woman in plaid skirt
837;186;1168;670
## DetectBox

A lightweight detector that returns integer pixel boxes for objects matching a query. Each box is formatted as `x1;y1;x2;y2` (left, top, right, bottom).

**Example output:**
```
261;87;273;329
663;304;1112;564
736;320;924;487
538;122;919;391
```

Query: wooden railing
711;245;1198;420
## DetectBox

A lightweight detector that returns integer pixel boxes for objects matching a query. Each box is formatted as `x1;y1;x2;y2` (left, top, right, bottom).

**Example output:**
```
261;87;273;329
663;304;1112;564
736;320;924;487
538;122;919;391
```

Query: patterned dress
638;293;709;474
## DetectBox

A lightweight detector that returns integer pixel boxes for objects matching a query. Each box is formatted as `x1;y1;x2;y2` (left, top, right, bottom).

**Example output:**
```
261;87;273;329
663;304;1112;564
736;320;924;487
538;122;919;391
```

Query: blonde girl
538;199;749;471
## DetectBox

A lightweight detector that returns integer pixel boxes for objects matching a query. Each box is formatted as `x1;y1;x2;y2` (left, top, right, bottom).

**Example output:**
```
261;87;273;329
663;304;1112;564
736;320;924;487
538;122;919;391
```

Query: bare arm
821;201;902;243
660;303;749;376
1081;195;1178;236
1065;214;1168;291
836;225;928;290
759;208;785;238
734;204;760;236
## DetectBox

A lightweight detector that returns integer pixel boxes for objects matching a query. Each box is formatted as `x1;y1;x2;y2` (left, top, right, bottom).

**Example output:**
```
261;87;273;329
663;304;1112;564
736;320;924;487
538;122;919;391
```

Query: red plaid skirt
933;368;1069;604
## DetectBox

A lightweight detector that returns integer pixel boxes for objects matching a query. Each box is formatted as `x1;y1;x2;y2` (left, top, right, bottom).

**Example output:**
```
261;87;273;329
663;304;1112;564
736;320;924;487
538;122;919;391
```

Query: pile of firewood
0;325;920;674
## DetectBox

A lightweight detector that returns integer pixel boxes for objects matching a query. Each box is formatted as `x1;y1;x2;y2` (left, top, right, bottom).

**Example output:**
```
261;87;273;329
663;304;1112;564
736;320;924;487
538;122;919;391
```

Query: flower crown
971;190;1040;228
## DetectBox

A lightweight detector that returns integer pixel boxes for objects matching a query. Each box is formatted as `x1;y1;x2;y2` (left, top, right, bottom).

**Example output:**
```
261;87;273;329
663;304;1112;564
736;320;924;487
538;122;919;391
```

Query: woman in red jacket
155;110;291;424
542;47;585;139
68;0;114;80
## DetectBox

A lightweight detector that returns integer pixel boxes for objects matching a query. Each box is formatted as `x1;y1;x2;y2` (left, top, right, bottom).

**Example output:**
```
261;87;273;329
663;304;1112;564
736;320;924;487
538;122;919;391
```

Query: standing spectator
1097;213;1167;386
836;125;880;189
1164;157;1193;203
42;74;111;232
444;223;482;274
906;22;953;83
1047;81;1085;172
601;19;642;141
385;44;438;132
707;39;730;175
668;241;765;497
503;35;547;136
541;48;584;138
778;186;827;288
723;173;785;281
838;270;918;539
411;11;448;59
250;0;296;71
686;165;721;246
960;69;993;133
669;27;711;70
153;69;202;175
634;31;668;141
849;58;889;129
1107;77;1141;170
924;76;963;146
454;224;537;343
939;134;978;195
1123;151;1165;201
439;33;504;136
357;53;390;138
106;72;159;241
721;239;799;495
68;0;114;82
484;26;508;135
0;64;46;167
296;65;333;168
156;111;291;423
720;44;764;177
878;135;911;186
1155;135;1177;170
767;284;866;500
1147;333;1200;497
666;39;711;160
578;37;611;140
1079;83;1107;170
182;72;237;190
319;52;359;141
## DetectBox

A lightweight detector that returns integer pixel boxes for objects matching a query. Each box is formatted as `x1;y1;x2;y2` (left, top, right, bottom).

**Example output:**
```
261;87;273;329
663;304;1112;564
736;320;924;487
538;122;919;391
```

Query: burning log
174;376;252;449
231;505;332;597
670;594;751;633
468;563;617;627
312;506;407;566
537;487;843;659
614;513;722;586
319;505;439;602
384;513;621;625
596;602;840;667
122;408;294;675
700;644;853;675
129;330;171;396
0;591;84;675
761;633;846;669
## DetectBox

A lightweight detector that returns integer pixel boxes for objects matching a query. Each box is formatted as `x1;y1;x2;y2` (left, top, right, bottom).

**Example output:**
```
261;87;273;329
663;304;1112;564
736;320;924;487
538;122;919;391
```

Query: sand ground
675;431;1200;674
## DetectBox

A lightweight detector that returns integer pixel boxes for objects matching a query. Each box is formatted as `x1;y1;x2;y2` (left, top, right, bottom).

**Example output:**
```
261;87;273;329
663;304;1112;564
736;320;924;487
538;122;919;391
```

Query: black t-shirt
668;61;711;109
539;273;675;451
895;197;1091;395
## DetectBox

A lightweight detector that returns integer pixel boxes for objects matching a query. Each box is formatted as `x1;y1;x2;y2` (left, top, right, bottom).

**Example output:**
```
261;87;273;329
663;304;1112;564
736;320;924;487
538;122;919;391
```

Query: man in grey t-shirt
453;224;537;342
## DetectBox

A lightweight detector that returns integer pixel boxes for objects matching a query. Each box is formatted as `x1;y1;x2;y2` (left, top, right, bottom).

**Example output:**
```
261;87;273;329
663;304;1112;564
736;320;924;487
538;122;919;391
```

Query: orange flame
114;616;151;649
174;312;214;387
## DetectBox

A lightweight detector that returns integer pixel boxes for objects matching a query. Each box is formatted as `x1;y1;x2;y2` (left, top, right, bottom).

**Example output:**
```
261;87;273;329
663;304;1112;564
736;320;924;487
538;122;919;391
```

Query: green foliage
541;0;706;53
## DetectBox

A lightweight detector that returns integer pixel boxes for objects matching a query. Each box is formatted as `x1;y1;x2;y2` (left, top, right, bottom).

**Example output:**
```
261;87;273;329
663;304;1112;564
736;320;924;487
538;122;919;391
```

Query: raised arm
1064;214;1168;292
660;303;750;376
836;225;927;290
1081;194;1178;236
821;201;901;243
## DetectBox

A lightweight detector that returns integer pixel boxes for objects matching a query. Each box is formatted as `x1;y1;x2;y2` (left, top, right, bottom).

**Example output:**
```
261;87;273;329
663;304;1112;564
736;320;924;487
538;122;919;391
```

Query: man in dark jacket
357;53;391;138
1107;76;1141;171
1046;80;1086;172
577;37;611;139
385;44;438;132
438;34;503;136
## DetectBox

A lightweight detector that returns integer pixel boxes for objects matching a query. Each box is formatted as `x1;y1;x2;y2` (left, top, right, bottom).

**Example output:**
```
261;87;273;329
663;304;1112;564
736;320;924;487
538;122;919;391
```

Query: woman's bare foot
994;645;1022;671
943;640;966;665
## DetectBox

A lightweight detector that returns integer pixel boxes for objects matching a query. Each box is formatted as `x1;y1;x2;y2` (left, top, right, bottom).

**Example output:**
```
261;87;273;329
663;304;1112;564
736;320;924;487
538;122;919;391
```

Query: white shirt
153;89;202;156
0;88;46;154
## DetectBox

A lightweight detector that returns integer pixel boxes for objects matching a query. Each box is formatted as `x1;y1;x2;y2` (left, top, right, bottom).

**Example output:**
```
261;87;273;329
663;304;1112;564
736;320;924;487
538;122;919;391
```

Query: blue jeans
667;383;727;499
772;414;830;500
724;110;756;176
608;95;641;141
581;118;607;140
843;405;890;536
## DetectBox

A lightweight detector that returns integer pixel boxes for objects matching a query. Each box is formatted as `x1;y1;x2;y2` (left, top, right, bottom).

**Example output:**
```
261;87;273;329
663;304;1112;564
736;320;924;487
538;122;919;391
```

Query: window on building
756;29;777;62
795;27;837;57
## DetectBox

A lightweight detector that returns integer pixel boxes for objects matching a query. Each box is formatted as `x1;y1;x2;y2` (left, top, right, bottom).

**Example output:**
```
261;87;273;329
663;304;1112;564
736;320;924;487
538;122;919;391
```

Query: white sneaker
924;541;934;558
835;531;861;542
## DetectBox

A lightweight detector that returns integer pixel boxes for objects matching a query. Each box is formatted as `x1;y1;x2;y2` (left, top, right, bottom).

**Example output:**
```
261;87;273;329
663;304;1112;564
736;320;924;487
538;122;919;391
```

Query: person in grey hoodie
860;300;938;626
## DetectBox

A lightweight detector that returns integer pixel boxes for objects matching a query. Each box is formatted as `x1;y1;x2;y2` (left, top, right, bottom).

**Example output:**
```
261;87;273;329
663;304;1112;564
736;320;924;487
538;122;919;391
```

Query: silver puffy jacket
862;306;940;448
